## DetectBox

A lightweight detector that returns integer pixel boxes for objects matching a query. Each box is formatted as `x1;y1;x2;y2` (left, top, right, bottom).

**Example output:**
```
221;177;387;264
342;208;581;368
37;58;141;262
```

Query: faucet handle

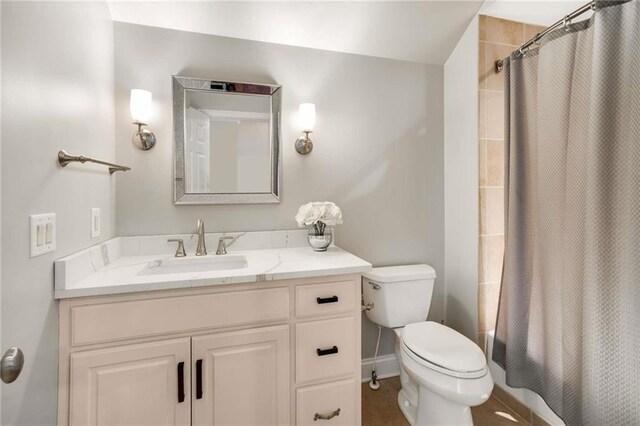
216;236;235;255
167;239;187;257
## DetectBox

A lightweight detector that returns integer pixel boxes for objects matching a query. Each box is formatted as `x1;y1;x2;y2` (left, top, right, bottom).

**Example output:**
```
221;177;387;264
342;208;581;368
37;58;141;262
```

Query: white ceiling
108;1;484;65
107;1;590;65
479;0;590;27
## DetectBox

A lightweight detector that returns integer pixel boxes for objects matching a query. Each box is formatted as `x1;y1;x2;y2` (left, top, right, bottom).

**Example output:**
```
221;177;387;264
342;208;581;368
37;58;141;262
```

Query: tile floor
362;377;529;426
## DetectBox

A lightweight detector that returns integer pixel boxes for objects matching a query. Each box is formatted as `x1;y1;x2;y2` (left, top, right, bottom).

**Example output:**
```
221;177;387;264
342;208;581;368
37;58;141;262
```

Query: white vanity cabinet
57;274;362;426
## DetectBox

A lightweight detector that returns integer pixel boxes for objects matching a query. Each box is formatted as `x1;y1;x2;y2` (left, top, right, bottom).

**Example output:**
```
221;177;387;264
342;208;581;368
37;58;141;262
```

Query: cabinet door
69;338;191;426
192;325;290;426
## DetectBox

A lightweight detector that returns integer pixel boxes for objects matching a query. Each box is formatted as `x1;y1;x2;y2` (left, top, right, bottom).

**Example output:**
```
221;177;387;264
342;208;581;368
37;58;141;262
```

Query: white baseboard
361;354;400;383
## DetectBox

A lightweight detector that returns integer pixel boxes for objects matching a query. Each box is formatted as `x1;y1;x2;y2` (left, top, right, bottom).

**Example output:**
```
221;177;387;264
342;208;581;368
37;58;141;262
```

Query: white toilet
363;265;493;426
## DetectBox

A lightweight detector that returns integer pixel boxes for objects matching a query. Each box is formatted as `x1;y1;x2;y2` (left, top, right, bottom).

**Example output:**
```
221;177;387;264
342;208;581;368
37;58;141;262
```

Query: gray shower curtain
492;1;640;424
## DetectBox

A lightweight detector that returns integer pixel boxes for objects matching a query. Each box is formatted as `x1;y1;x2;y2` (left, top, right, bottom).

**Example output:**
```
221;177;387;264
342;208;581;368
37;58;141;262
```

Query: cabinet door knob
177;362;185;403
196;359;203;399
314;408;341;421
316;346;338;356
316;295;339;304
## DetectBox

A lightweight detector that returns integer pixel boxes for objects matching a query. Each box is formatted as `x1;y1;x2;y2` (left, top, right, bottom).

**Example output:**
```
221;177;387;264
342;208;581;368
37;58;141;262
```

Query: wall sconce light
295;103;315;155
130;89;156;150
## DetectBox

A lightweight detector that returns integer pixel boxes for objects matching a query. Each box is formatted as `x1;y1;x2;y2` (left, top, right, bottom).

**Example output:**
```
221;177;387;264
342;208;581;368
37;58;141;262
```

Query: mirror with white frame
173;76;282;204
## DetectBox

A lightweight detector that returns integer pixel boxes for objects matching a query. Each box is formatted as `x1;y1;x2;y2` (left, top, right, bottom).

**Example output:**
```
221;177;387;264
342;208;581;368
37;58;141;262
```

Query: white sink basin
139;255;248;276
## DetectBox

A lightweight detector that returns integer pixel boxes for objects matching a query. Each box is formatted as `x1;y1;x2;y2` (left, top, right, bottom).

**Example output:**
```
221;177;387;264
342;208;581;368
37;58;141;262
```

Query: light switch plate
91;208;100;239
30;213;56;257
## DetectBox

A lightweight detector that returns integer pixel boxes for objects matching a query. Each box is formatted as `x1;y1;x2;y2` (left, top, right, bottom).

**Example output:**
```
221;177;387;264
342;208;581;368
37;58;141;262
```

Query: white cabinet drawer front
295;280;357;318
296;378;358;426
295;317;356;383
70;287;289;346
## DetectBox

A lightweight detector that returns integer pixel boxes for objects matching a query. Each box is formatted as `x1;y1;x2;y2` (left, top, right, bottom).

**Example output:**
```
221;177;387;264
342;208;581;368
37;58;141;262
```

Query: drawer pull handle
316;346;339;356
196;359;203;399
314;408;341;421
316;295;339;304
177;362;185;403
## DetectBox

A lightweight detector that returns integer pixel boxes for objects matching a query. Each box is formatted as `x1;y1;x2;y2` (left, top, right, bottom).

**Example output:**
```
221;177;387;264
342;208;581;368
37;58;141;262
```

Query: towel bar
58;150;130;174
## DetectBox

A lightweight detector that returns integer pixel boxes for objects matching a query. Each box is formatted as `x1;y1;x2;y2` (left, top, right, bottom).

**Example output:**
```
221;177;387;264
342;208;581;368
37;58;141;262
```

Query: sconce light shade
130;89;152;124
298;103;316;132
295;103;315;155
130;89;156;150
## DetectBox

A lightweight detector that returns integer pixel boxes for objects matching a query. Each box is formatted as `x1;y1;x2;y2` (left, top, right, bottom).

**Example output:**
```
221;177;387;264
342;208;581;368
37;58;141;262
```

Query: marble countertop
54;231;371;298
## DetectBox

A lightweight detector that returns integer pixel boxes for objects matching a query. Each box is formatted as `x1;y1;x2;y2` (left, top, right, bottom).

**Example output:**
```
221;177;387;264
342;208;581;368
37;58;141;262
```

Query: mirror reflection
173;77;281;204
185;91;271;194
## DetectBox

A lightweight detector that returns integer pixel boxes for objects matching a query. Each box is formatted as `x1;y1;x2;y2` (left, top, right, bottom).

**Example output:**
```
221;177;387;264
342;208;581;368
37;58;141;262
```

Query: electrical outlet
91;208;101;238
30;213;56;257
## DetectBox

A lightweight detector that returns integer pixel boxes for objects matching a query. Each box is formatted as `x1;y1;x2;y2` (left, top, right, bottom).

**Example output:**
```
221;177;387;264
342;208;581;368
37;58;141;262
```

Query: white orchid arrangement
295;201;343;236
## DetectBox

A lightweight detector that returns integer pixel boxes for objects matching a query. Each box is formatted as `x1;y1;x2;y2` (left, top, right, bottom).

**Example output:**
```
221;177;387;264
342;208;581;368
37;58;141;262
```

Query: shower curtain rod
494;0;595;72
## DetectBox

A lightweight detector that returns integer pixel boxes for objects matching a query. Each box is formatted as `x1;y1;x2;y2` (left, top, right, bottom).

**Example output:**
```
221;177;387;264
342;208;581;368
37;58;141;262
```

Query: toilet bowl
363;265;493;426
396;324;493;425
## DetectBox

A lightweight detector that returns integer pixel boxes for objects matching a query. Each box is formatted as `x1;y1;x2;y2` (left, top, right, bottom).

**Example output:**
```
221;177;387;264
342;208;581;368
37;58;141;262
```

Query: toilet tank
363;265;436;329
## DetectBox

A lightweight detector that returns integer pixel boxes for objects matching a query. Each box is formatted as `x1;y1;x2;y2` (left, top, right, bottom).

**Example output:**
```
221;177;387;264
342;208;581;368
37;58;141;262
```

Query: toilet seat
401;322;487;379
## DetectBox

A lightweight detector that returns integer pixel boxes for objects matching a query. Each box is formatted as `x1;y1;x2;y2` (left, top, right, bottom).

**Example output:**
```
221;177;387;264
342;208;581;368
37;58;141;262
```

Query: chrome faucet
195;219;207;256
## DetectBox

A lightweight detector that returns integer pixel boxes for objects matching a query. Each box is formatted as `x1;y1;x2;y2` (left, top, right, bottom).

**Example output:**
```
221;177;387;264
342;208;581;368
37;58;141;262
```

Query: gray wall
1;2;115;424
113;23;445;359
443;17;479;342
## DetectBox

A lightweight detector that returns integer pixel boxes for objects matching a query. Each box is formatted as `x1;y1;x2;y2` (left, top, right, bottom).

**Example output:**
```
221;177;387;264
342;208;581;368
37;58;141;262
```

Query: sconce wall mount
295;131;313;155
132;122;156;150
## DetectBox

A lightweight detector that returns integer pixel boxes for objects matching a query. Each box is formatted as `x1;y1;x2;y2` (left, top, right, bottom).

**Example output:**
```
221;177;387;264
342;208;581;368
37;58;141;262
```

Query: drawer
295;280;357;318
295;317;356;383
296;378;358;426
70;287;290;346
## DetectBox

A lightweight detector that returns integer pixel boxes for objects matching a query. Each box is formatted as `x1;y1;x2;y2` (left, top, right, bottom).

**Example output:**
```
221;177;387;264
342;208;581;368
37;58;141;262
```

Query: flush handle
0;347;24;384
316;295;339;304
316;346;338;357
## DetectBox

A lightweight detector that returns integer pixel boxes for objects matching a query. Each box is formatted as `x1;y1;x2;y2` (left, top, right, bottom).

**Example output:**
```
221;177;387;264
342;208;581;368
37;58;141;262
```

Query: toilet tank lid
363;264;436;283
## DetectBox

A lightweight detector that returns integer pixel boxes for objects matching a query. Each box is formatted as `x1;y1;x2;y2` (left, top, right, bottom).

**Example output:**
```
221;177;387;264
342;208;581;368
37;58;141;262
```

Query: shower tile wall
478;16;545;350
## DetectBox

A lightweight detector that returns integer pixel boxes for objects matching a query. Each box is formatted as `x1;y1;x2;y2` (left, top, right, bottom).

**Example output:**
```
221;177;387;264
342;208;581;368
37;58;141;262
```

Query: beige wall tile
479;189;486;234
479;15;487;42
478;90;487;139
478;15;528;346
479;282;501;332
483;16;525;46
524;24;547;42
478;285;487;330
486;90;504;139
480;187;504;235
479;139;487;186
478;236;486;284
492;385;533;424
477;332;487;353
479;41;487;89
486;139;505;186
485;235;504;282
486;43;513;91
